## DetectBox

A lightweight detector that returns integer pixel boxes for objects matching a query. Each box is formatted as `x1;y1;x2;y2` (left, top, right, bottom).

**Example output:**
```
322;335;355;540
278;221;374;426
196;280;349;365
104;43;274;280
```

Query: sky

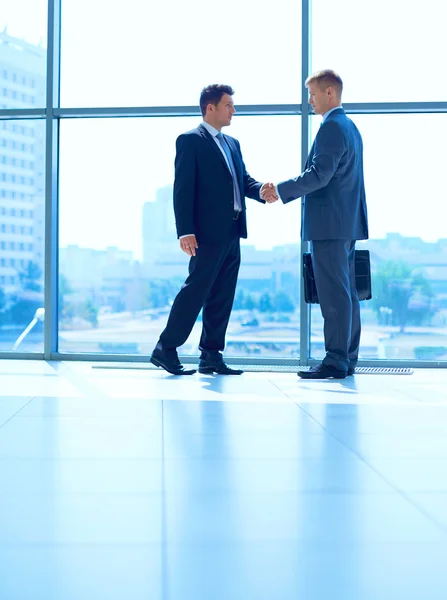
1;0;447;260
1;0;47;45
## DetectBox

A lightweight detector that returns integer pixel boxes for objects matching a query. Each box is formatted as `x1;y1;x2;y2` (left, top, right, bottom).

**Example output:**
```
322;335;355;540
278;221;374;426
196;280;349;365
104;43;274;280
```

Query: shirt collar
322;105;343;122
201;121;220;137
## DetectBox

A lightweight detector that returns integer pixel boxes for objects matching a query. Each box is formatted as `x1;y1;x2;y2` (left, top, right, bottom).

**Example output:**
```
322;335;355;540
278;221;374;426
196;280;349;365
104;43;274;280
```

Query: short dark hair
200;84;234;117
306;69;343;96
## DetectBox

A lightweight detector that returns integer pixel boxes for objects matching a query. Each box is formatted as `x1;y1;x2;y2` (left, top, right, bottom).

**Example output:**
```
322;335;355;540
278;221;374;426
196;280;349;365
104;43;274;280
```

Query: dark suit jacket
277;108;369;242
173;123;264;244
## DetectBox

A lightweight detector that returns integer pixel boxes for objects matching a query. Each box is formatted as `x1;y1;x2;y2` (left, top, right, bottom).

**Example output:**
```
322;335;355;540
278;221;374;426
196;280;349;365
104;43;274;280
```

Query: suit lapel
197;125;245;207
198;124;230;173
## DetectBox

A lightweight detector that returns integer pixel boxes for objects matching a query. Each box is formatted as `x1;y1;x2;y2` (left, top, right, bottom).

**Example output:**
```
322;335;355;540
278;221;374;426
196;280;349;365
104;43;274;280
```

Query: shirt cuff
179;234;194;239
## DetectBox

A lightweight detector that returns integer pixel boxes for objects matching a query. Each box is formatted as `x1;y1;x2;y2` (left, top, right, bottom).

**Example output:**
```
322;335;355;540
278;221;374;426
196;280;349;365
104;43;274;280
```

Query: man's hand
180;235;198;257
261;182;279;203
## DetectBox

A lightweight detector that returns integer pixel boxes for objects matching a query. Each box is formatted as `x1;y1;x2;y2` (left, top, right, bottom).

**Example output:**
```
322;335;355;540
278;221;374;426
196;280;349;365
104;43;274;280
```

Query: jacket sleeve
236;140;265;204
173;134;196;237
277;120;346;204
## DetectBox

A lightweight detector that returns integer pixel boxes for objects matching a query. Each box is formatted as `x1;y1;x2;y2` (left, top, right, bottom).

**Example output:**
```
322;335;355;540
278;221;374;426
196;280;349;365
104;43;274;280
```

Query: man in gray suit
263;70;369;379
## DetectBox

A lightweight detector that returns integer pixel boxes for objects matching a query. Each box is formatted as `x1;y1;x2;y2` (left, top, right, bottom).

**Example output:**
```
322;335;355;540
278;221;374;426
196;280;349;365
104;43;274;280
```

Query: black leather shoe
198;352;243;375
298;363;347;379
150;347;196;375
347;367;355;376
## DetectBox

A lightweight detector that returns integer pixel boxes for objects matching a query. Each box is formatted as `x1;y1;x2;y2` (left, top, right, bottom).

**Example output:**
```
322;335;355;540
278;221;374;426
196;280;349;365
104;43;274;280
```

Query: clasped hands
261;182;279;204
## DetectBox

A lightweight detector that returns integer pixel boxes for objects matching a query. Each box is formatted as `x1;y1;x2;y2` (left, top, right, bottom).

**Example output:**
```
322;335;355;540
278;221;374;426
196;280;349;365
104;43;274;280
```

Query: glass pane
311;0;446;102
310;114;447;361
59;116;301;358
0;119;45;352
61;0;301;107
0;1;47;109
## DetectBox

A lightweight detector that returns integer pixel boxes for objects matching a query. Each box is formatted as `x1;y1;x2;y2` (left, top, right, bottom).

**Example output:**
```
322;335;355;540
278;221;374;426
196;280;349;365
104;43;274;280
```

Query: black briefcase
303;249;372;304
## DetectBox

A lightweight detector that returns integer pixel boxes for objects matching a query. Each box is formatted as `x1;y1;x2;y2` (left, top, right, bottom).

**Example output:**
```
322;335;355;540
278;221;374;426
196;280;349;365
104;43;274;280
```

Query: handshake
260;182;279;204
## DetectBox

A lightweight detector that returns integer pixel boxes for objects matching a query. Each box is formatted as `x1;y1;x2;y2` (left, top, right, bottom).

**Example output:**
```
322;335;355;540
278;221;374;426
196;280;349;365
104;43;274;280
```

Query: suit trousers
310;239;361;371
159;223;241;352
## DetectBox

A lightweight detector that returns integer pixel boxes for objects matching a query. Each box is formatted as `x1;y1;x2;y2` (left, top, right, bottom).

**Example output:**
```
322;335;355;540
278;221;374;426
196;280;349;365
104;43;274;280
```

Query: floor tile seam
294;402;447;538
372;382;447;404
1;540;447;548
385;386;434;404
0;457;166;462
269;378;307;404
0;397;37;433
285;379;434;404
0;490;428;499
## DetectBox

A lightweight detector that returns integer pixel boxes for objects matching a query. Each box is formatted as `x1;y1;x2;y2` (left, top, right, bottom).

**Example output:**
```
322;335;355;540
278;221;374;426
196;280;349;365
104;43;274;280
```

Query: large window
60;0;301;107
311;0;446;102
0;1;47;110
0;119;45;352
58;116;301;357
2;0;446;364
310;115;447;361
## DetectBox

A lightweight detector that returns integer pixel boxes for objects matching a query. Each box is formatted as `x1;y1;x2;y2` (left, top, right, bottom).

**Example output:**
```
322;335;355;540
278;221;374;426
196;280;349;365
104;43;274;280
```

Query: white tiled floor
1;361;447;600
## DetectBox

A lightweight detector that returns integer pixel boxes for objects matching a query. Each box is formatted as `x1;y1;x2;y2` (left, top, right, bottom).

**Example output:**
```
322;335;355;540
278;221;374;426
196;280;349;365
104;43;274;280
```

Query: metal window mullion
54;105;303;118
299;0;311;366
51;101;447;120
0;109;46;119
343;101;447;114
44;0;61;359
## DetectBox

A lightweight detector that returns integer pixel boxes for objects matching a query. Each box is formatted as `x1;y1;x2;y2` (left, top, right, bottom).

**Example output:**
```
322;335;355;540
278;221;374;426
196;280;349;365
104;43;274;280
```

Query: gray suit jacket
277;108;369;241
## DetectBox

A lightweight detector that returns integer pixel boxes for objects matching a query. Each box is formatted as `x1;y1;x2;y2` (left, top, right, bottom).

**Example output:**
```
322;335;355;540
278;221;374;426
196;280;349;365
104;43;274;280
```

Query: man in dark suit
150;84;275;375
263;70;369;379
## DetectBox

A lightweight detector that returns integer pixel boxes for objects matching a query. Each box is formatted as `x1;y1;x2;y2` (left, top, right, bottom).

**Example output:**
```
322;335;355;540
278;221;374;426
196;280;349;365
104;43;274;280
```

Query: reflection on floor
1;360;447;600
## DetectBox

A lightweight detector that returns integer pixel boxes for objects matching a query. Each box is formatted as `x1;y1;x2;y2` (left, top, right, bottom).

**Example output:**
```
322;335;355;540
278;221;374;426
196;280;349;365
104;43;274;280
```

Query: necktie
216;132;242;211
